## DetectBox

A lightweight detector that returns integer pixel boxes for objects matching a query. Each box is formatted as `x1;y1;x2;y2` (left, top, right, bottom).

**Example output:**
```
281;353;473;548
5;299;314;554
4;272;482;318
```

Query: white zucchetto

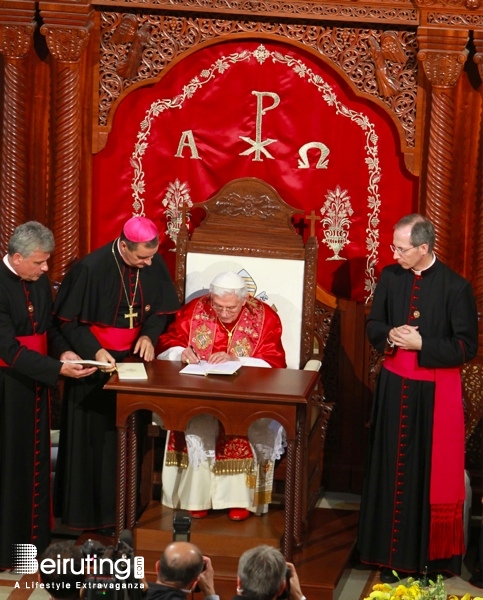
210;271;246;289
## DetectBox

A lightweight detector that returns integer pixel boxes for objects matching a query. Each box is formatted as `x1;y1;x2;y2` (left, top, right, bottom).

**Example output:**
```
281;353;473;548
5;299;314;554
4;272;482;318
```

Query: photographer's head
39;541;85;599
236;545;287;600
156;541;204;592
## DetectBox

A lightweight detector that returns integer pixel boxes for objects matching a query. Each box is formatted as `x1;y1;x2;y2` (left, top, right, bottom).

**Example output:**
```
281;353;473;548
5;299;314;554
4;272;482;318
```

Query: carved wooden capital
472;30;483;80
0;23;34;58
417;27;469;87
40;24;91;62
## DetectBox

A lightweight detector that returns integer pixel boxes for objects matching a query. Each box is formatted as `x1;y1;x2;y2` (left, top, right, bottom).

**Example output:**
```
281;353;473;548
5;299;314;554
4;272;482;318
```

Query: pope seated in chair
156;271;287;521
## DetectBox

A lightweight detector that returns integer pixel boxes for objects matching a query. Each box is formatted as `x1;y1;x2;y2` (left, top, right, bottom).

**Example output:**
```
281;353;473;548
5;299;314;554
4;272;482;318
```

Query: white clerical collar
412;252;436;276
3;254;18;276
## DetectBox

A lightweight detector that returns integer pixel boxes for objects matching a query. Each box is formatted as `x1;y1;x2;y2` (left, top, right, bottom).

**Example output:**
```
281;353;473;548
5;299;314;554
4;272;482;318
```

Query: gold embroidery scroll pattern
97;14;418;154
128;45;381;301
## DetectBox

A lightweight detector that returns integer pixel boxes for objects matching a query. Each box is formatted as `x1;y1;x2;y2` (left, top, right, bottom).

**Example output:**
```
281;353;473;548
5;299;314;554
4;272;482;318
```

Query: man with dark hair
0;221;97;569
146;542;218;600
357;213;479;581
53;216;179;531
234;545;306;600
39;541;85;598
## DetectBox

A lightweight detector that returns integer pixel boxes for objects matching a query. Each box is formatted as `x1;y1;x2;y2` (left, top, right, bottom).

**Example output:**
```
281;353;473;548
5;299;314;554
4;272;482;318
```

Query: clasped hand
389;325;422;350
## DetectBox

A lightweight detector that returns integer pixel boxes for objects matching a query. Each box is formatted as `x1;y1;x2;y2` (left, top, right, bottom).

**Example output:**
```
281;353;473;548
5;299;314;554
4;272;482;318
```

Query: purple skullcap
122;216;159;243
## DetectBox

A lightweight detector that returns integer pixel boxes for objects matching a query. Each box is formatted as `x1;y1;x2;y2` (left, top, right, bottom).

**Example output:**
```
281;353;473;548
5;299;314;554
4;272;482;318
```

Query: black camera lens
81;539;105;556
173;510;192;542
276;568;291;599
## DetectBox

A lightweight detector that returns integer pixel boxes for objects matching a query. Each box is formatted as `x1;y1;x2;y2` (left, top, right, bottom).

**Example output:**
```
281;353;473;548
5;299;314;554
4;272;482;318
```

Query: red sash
90;325;140;351
0;333;48;367
384;349;465;559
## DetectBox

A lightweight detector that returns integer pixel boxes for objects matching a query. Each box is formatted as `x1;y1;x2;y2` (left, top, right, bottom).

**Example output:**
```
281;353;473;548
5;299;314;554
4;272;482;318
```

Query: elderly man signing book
156;271;286;522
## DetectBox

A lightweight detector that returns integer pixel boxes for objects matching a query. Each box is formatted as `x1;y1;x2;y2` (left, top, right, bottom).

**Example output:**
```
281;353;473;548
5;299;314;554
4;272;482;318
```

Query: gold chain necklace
111;240;140;329
217;315;241;345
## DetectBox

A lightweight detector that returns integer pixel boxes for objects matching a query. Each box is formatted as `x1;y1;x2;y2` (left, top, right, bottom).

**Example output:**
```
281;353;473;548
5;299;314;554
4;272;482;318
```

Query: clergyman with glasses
156;271;286;522
357;213;478;583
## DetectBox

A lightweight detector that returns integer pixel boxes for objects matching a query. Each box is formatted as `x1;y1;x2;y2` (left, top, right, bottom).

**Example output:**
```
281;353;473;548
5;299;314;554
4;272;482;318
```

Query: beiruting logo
12;544;145;592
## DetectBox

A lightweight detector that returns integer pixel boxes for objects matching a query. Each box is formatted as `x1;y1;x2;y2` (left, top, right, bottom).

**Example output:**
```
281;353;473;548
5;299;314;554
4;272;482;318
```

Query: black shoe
380;568;399;584
96;526;115;537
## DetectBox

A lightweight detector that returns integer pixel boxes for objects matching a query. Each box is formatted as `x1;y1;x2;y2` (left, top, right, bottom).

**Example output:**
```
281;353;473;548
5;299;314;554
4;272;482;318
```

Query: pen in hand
190;345;201;363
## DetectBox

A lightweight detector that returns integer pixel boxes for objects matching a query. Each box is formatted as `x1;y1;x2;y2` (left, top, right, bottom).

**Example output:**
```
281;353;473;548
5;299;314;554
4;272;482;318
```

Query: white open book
62;359;112;367
180;360;242;376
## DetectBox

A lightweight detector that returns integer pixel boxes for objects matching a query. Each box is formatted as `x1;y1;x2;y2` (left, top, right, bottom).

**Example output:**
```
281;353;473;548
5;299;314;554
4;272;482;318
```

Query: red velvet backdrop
92;39;418;302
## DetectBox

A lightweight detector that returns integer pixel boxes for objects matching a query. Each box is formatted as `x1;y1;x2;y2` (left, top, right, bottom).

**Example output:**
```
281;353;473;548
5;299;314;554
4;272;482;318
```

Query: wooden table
105;360;319;559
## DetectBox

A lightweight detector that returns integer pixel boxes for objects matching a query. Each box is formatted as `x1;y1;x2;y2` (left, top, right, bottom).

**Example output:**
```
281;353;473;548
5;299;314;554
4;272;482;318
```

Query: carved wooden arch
116;398;297;438
94;30;414;162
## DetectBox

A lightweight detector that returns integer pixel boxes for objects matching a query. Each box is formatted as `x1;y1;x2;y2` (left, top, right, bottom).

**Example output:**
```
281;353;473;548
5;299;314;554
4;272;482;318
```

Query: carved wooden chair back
174;177;318;369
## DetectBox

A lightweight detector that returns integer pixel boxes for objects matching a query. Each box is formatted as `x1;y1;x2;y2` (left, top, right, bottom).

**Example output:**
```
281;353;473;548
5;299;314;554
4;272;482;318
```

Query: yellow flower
373;583;394;592
393;584;410;596
406;585;422;598
364;572;465;600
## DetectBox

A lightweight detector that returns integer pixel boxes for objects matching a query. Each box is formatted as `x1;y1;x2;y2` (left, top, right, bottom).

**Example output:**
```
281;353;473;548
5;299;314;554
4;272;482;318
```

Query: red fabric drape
92;39;418;302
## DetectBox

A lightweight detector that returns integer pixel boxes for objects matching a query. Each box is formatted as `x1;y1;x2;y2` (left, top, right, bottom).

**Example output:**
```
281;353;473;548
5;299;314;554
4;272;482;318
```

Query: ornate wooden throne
171;176;330;522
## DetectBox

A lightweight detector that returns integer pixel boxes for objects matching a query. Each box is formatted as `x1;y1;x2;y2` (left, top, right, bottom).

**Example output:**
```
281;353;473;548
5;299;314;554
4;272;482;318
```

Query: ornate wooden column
472;31;483;345
0;1;36;253
417;27;469;263
39;3;93;288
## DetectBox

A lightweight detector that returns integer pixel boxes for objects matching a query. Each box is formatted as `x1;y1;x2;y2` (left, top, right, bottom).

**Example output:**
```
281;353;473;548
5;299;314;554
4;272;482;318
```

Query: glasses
211;302;240;314
390;244;419;256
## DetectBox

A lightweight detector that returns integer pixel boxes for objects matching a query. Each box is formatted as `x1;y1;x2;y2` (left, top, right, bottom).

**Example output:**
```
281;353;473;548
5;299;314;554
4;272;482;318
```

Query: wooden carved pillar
472;31;483;345
39;7;93;288
0;2;36;253
417;28;469;263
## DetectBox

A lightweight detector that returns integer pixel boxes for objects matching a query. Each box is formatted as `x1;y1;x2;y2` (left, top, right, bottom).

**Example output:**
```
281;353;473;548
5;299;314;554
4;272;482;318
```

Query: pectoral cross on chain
124;305;138;329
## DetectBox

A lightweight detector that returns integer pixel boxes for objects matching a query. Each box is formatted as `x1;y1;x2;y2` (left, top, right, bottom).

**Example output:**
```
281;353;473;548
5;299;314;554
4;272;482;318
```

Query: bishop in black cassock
53;217;179;530
357;214;478;579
